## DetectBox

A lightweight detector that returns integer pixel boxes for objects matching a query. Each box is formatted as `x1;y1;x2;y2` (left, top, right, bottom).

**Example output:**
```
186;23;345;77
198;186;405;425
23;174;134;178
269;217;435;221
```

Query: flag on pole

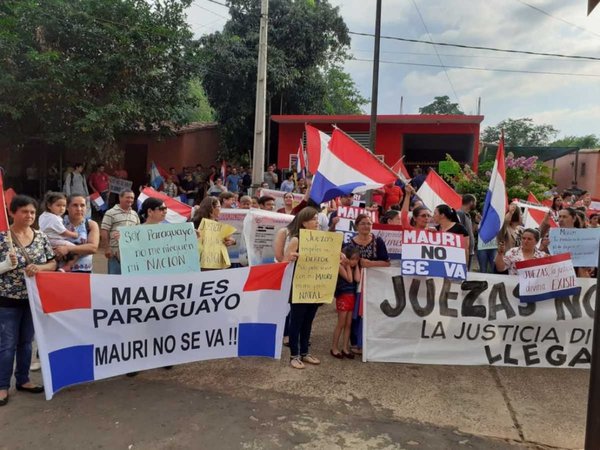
89;192;106;211
479;134;507;243
150;162;164;190
138;187;192;223
416;170;462;212
0;172;9;232
310;128;397;205
296;140;307;179
220;160;227;180
391;158;410;184
305;124;331;174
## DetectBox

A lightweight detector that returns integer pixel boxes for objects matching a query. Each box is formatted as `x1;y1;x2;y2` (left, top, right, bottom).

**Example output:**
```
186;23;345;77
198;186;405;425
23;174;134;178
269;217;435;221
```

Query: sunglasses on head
156;206;168;211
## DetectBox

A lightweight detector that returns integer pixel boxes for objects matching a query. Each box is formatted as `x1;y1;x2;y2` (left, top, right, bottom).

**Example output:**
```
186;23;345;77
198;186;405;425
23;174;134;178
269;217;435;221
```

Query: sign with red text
401;229;466;280
516;253;581;303
335;205;378;244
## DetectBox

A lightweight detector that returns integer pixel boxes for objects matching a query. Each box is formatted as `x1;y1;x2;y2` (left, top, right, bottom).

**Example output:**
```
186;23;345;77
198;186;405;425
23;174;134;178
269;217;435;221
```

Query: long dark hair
287;206;319;238
435;204;459;223
192;197;219;228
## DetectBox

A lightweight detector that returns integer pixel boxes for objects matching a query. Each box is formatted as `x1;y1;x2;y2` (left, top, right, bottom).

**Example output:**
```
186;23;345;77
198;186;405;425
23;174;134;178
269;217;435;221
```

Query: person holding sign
401;185;434;231
495;228;547;275
0;196;57;406
283;207;322;369
191;197;236;270
432;205;469;264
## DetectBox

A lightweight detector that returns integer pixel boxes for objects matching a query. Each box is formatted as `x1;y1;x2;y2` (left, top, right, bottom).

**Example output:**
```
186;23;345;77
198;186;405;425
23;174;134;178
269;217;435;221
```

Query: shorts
336;293;355;312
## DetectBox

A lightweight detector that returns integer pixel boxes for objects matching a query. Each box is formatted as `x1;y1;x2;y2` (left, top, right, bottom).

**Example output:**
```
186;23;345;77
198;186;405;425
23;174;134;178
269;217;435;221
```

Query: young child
331;246;361;359
38;192;81;271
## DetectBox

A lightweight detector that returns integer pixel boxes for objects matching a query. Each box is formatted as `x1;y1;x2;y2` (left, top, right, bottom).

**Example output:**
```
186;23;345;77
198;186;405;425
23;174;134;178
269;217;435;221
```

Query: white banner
219;208;249;264
26;264;292;399
256;188;304;211
242;209;294;265
364;268;595;368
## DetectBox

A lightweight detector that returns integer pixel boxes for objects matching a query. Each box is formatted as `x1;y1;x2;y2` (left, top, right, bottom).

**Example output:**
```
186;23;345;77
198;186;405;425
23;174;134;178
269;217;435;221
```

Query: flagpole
0;179;14;251
585;240;600;449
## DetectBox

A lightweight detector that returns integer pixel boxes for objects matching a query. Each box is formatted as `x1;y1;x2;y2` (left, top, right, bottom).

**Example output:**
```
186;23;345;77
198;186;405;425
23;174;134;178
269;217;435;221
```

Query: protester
0;195;57;406
250;196;260;209
550;195;562;221
258;195;276;211
240;167;252;195
380;182;403;212
280;173;295;193
590;213;599;228
38;192;81;271
163;176;179;198
225;168;241;194
191;197;236;269
88;164;110;210
238;195;252;209
219;192;237;209
495;228;546;275
179;173;198;205
457;194;477;270
207;178;227;197
497;203;523;251
56;195;99;273
477;234;497;274
100;189;140;274
331;246;361;359
433;204;470;263
263;165;278;190
63;163;89;198
380;210;402;225
277;192;295;215
283;207;322;369
348;213;390;354
328;194;353;231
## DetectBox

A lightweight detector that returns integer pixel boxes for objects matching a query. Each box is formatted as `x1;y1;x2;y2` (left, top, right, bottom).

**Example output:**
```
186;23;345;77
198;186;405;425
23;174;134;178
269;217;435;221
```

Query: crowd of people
1;159;599;404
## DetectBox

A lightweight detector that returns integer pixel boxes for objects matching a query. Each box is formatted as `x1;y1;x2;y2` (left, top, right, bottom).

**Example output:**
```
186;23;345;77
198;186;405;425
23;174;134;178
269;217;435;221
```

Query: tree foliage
481;118;558;147
200;0;360;156
0;0;203;153
418;95;464;115
550;134;599;149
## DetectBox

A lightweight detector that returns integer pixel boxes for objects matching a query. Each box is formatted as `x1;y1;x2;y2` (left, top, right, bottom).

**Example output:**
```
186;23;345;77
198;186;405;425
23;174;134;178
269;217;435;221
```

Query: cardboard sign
401;229;467;280
199;219;236;269
292;229;343;304
119;223;200;275
516;253;581;303
549;228;600;267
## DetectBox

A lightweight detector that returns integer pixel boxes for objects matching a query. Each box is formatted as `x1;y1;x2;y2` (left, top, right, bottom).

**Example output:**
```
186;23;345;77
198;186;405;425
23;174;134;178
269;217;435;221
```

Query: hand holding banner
292;229;343;304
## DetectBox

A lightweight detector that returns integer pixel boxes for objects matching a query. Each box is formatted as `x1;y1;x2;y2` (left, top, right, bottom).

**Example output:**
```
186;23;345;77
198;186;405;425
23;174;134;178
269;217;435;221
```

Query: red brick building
270;114;484;174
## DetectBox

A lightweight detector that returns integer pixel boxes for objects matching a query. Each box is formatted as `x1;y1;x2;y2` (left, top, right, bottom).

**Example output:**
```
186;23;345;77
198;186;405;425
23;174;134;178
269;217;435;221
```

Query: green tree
481;118;559;146
0;0;202;154
200;0;355;156
550;134;599;149
418;95;464;115
179;79;216;123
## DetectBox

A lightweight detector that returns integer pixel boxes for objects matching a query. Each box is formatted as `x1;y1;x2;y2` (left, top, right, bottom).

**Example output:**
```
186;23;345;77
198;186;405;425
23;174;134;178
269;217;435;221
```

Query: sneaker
30;362;41;371
290;357;305;369
301;354;320;365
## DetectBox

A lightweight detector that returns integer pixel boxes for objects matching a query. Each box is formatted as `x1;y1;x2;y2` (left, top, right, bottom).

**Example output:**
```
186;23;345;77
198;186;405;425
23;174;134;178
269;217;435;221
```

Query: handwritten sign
119;223;200;275
108;176;133;195
372;223;402;262
516;253;581;303
199;219;236;269
549;228;600;267
292;229;343;304
401;229;467;280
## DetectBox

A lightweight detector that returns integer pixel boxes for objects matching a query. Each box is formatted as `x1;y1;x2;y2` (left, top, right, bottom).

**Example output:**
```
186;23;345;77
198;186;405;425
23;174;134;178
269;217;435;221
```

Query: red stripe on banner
140;187;191;218
372;223;403;232
36;273;91;313
243;263;288;292
515;252;572;269
328;129;397;184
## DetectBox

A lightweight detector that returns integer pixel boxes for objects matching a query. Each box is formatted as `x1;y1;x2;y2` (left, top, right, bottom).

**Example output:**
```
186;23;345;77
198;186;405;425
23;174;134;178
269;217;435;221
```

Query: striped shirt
101;205;140;251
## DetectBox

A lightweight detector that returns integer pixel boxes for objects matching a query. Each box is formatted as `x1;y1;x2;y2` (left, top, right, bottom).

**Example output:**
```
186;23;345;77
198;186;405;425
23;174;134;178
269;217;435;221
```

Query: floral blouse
0;231;55;301
502;246;547;275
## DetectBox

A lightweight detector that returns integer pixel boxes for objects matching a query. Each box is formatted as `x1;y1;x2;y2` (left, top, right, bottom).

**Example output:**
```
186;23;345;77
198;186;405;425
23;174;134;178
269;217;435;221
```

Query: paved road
0;255;588;449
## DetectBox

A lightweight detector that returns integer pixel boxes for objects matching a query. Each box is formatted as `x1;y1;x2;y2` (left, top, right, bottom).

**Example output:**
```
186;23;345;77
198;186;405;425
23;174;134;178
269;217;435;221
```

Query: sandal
330;349;343;359
341;350;355;360
290;357;305;369
301;354;321;365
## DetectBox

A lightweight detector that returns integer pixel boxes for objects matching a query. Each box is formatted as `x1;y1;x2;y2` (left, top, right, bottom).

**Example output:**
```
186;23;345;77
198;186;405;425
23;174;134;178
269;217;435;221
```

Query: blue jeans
288;304;319;357
108;257;121;275
0;307;35;390
477;249;497;274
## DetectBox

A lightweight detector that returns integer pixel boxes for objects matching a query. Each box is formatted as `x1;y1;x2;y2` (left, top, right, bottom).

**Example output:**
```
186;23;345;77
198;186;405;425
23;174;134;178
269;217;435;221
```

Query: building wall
275;120;480;172
547;151;600;197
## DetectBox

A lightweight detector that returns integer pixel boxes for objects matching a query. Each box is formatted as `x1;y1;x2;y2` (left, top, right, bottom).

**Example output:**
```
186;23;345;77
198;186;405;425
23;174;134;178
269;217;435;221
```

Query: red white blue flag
416;170;461;212
479;134;507;243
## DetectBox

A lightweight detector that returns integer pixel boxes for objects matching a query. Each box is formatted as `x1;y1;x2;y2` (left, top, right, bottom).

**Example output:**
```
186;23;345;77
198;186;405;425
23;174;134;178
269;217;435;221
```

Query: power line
410;0;461;110
192;4;229;20
514;0;600;39
207;0;228;7
350;57;600;78
349;31;600;62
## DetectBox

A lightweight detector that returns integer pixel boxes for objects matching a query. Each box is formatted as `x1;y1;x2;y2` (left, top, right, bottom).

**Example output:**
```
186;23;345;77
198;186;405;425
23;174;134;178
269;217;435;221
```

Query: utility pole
251;0;269;189
585;244;600;449
368;0;382;154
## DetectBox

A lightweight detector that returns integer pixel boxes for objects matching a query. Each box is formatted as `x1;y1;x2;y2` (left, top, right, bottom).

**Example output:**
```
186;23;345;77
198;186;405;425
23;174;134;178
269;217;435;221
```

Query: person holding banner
191;197;235;252
283;207;322;369
0;195;57;406
495;228;547;275
139;197;168;224
497;203;523;251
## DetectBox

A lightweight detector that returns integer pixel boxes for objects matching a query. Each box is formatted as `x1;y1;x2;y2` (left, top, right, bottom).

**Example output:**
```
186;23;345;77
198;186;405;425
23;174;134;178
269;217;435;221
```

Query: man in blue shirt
225;167;241;193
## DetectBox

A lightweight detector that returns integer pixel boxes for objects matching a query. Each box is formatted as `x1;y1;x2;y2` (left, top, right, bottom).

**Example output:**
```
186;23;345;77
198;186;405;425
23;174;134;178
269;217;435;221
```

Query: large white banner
242;209;294;265
364;268;595;368
219;208;249;264
26;264;292;399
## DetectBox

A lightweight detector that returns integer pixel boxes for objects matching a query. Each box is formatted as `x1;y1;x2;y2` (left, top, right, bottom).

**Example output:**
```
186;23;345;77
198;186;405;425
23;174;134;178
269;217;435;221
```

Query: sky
186;0;600;139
